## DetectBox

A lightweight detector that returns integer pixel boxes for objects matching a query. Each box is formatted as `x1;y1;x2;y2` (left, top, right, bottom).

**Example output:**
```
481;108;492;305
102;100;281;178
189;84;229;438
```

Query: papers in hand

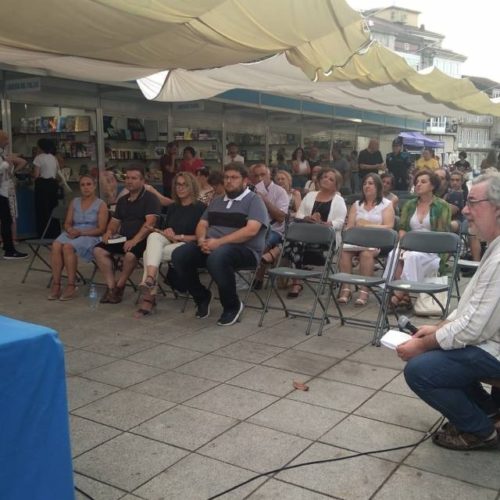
108;234;126;244
380;330;412;350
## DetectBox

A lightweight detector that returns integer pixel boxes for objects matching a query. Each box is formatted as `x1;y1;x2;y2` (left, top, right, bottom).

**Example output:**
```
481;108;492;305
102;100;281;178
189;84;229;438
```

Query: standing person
291;147;310;190
48;175;107;301
93;166;161;304
329;146;349;190
304;165;322;193
415;148;440;172
349;150;360;193
171;163;268;326
308;146;322;168
453;151;471;175
33;138;60;238
275;152;291;174
358;139;385;180
0;130;28;259
386;138;412;191
159;141;178;198
223;143;244;166
179;146;204;174
397;170;500;451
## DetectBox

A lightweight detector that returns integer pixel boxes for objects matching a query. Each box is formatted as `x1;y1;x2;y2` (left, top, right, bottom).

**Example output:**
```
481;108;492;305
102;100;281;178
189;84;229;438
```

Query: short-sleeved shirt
114;188;161;239
33;153;58;179
161;201;206;235
254;180;289;235
415;157;439;171
444;189;466;221
386;151;412;190
358;149;384;177
0;157;13;197
179;157;204;174
202;188;269;261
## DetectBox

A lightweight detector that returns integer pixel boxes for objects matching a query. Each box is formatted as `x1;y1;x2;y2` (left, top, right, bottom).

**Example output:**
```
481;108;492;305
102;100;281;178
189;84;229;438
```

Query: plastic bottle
88;283;99;310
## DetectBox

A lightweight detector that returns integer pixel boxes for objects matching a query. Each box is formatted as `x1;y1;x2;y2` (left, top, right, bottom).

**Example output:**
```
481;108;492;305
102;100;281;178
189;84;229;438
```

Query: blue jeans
404;346;500;437
171;242;257;312
266;230;282;250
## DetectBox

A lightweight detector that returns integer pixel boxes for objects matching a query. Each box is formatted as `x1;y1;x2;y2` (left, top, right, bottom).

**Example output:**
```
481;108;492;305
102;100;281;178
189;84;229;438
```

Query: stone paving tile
167;331;237;353
74;472;126;500
214;340;284;363
65;349;117;376
132;405;237;450
186;384;278;420
354;391;441;432
322;324;374;345
199;422;311;473
174;354;255;382
294;335;362;359
373;465;499;500
404;439;500;490
277;442;397;500
246;327;312;348
288;377;375;413
249;399;346;440
134;453;266;500
130;371;219;403
126;344;204;370
321;359;400;389
381;372;417;398
347;344;406;370
70;415;122;457
80;337;160;358
81;359;164;388
74;433;188;491
263;349;339;376
66;376;120;411
248;479;331;499
72;389;174;431
320;415;425;462
228;365;310;397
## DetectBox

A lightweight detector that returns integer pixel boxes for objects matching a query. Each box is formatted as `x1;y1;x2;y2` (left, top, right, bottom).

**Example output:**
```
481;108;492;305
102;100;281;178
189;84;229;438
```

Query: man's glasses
465;198;490;207
224;175;242;181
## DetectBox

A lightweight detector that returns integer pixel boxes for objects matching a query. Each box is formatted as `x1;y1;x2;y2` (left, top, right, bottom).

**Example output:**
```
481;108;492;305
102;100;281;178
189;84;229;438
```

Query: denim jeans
171;242;257;312
266;230;282;250
404;346;500;437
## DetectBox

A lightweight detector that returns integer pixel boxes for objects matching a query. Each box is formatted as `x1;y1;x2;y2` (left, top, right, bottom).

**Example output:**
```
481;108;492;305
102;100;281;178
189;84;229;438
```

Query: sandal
134;294;156;318
60;283;79;301
48;282;61;300
355;290;369;307
390;292;412;310
338;287;352;304
139;275;157;292
261;246;280;266
287;283;303;298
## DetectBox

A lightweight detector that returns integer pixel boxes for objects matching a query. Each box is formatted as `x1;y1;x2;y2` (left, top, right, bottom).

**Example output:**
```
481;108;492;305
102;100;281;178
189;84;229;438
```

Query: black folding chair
328;227;398;329
373;231;461;345
258;222;337;336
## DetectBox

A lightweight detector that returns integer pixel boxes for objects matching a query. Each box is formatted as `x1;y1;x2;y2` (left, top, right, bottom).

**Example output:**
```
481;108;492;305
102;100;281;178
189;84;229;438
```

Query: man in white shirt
223;143;244;166
397;171;500;450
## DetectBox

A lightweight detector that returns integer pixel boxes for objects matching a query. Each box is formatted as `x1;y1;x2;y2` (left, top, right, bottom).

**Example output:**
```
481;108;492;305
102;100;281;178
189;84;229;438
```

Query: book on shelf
107;234;127;244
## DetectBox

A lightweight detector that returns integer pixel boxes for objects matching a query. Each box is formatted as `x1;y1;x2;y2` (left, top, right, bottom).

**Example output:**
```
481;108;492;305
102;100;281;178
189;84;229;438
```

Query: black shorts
96;239;147;259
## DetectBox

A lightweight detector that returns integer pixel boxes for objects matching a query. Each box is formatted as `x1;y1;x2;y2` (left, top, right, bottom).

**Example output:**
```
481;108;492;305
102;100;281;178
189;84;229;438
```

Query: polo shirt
358;149;383;177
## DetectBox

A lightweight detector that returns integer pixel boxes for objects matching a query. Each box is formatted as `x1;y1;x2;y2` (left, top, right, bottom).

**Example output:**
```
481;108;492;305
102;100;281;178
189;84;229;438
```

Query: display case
173;128;221;166
226;132;265;163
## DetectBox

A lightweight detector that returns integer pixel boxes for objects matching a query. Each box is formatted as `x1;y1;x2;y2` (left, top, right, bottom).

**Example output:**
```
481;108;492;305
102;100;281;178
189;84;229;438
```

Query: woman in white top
304;165;322;193
286;168;347;297
291;147;310;190
338;173;395;306
33;138;60;237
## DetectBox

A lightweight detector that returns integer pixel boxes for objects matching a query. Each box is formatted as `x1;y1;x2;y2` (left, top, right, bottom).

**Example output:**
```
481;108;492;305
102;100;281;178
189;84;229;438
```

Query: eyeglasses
224;175;242;181
465;198;490;207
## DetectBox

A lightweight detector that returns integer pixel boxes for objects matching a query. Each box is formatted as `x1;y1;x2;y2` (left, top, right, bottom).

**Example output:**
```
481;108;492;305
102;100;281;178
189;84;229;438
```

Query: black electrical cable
208;416;445;500
75;485;96;500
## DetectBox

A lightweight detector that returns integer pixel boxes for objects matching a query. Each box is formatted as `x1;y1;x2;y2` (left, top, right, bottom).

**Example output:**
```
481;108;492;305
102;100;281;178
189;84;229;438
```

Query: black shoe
195;291;212;319
4;250;28;260
217;301;244;326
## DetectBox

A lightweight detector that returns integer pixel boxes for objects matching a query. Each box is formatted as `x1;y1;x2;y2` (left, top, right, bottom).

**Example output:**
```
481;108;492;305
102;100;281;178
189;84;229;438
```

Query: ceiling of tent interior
0;0;498;119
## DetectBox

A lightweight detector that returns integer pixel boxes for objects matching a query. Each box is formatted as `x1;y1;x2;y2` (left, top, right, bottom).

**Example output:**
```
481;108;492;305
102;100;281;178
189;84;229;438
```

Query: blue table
0;316;74;500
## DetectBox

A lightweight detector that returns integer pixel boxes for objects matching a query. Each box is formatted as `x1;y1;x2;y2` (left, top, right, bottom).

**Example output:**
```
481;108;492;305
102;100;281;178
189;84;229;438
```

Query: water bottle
88;283;99;310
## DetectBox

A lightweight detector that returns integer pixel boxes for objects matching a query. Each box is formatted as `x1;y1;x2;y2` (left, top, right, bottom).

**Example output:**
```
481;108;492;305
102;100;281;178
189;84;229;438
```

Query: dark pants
0;195;15;253
404;346;500;437
34;178;59;238
171;242;257;312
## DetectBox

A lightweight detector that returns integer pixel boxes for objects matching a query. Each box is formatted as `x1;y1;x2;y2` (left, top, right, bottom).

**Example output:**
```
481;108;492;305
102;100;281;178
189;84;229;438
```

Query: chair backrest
342;227;398;251
344;194;361;207
285;222;335;246
400;231;460;254
39;203;67;239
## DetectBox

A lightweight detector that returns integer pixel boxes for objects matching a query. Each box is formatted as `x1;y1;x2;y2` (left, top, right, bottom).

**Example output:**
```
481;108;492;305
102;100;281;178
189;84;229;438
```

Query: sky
346;0;500;84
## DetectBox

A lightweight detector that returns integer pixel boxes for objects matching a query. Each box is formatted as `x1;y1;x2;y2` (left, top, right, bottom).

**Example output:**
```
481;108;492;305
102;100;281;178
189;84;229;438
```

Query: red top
179;157;204;173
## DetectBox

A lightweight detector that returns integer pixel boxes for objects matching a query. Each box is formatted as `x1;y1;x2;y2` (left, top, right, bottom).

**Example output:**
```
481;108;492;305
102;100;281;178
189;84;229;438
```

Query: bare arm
145;184;173;206
195;219;209;243
345;203;358;230
102;218;121;243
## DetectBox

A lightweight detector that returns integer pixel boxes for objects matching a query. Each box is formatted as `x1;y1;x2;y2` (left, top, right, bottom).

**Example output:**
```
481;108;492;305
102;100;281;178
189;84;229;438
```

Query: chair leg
373;287;391;346
258;276;275;327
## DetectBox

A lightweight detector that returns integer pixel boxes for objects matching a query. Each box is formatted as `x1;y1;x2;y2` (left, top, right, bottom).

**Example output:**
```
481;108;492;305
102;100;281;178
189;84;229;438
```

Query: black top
386;151;412;190
358;149;384;176
162;200;206;235
114;188;161;239
312;199;332;222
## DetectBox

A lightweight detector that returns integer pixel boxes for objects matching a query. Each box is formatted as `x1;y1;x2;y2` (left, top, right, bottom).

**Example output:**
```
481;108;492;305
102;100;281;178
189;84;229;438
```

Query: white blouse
354;198;391;225
34;153;58;179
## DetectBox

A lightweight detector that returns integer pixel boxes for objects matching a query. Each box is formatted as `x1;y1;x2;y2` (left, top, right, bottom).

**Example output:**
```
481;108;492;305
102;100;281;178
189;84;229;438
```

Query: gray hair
472;170;500;209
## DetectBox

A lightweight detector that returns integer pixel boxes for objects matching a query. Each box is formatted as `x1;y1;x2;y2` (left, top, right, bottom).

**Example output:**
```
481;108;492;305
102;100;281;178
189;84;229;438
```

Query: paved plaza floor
2;247;499;500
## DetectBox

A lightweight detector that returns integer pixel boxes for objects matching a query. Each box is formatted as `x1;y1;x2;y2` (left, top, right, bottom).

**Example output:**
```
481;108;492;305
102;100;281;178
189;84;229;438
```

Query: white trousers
142;232;185;282
384;248;440;282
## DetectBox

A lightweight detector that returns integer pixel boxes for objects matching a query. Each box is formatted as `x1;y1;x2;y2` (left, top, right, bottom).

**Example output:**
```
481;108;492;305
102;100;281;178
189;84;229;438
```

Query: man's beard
225;187;245;199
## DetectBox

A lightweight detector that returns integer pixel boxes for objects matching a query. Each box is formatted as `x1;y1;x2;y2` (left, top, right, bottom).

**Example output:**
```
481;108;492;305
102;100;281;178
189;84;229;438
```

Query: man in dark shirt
94;165;161;304
386;138;412;191
358;138;385;180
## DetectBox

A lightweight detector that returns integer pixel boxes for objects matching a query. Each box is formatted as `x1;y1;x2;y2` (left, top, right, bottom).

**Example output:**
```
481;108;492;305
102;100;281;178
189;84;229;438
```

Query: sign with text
6;77;42;93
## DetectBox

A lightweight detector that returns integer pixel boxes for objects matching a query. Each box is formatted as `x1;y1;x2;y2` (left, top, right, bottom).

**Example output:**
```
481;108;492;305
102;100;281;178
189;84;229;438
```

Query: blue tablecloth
0;316;74;500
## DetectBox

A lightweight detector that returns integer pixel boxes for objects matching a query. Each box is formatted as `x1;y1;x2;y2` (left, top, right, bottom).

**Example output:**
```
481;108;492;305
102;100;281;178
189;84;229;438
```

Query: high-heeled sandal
354;290;369;306
261;246;280;266
338;287;352;304
390;292;412;310
139;275;157;292
287;282;303;298
48;282;61;300
60;283;79;301
134;295;156;318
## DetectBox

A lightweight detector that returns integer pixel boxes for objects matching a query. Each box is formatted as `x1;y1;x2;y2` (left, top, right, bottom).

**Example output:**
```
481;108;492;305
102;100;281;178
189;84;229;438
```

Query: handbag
414;276;448;317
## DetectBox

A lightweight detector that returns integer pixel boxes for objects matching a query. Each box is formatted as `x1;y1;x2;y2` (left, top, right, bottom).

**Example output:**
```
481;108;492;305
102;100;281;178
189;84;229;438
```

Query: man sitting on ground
171;163;268;326
94;165;161;304
397;170;500;450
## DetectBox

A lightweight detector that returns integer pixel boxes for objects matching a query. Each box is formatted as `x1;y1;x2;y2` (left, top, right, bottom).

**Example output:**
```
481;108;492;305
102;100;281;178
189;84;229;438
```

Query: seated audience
179;146;204;173
286;168;347;298
134;172;205;317
453;151;471;175
223;143;245;166
381;172;399;213
49;175;108;300
291;147;310;190
415;148;440;172
275;169;302;216
207;170;225;198
338;173;395;306
171;163;268;326
196;167;215;204
94;166;161;304
304;165;322;192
